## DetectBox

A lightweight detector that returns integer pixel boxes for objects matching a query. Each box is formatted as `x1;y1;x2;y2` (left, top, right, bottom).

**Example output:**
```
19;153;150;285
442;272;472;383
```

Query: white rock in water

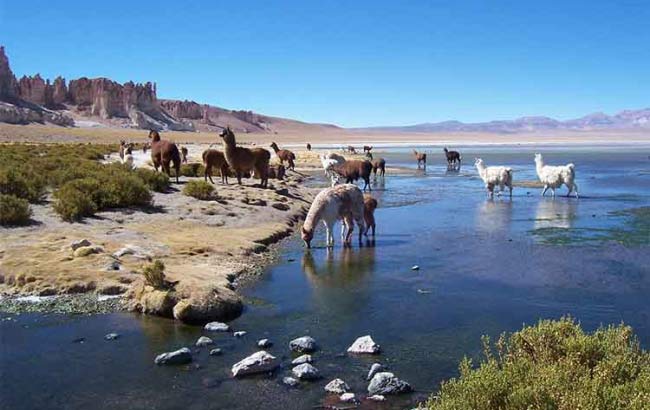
204;322;230;332
367;362;384;380
209;348;222;356
196;336;214;347
411;265;420;271
347;335;381;354
154;347;192;365
257;338;272;348
70;239;91;251
324;378;350;394
289;336;317;352
292;363;320;380
367;372;412;395
231;351;279;377
339;393;356;402
233;331;247;338
104;333;120;341
291;354;312;365
282;377;299;387
367;394;386;401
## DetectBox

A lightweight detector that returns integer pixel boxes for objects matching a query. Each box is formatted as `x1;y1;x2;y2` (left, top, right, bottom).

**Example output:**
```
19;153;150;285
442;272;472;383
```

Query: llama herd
123;130;580;249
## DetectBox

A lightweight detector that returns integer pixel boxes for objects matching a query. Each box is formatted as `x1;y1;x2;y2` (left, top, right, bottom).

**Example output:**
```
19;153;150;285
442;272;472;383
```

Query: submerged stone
155;347;192;365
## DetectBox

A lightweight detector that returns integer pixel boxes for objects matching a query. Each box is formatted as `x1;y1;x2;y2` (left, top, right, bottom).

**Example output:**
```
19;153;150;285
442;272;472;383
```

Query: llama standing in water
413;150;427;168
301;184;365;248
474;158;513;197
534;153;579;198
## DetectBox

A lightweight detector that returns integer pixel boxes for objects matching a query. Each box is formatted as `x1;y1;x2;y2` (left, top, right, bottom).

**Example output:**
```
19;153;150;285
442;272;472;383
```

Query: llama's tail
202;150;208;165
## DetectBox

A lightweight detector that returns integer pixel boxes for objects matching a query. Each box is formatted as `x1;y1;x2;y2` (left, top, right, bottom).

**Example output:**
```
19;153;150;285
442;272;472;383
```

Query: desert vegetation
0;143;169;222
183;180;215;200
425;317;650;410
0;193;31;226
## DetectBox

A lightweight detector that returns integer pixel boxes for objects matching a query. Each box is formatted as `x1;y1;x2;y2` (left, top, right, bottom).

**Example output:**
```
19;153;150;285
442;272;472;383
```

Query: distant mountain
0;46;339;134
354;110;650;133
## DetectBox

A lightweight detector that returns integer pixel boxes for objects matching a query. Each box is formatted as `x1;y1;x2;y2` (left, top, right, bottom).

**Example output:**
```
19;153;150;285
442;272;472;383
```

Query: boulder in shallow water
291;354;312;365
347;335;381;354
339;393;357;403
292;363;320;380
324;378;350;394
104;333;120;341
367;394;386;401
257;338;272;348
367;372;412;395
231;351;279;377
204;321;230;332
289;336;317;353
209;348;222;356
282;376;299;387
196;336;214;347
233;331;247;338
155;347;192;365
367;362;384;380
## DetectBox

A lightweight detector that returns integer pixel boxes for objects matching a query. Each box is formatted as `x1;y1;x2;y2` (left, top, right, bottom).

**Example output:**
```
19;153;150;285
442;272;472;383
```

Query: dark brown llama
270;142;296;170
148;130;181;183
363;145;373;154
372;158;386;179
363;195;378;236
306;143;312;151
202;148;230;184
331;159;373;191
180;146;189;164
413;149;427;168
219;127;270;187
443;147;462;166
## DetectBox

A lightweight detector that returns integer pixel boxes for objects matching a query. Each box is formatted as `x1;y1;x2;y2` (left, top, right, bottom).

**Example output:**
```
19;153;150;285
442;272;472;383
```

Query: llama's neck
535;158;545;172
303;205;322;232
476;163;487;177
271;145;280;154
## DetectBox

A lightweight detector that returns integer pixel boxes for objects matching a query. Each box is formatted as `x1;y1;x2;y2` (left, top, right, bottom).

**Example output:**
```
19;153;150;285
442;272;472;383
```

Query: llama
301;184;365;248
347;145;357;154
443;147;462;167
148;130;181;183
219;127;270;188
363;194;378;236
270;142;296;170
202;148;230;184
119;140;127;160
413;150;427;168
371;158;386;179
320;153;346;187
330;160;373;191
180;146;189;164
122;144;135;168
534;153;579;198
306;143;312;151
267;164;286;180
474;158;513;197
363;145;373;154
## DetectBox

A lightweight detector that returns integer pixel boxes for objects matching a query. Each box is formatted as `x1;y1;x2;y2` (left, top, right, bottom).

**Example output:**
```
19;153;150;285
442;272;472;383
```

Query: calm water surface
1;146;649;410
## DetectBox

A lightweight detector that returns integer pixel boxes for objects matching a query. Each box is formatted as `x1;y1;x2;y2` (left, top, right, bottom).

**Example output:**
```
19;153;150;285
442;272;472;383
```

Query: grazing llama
148;130;181;183
301;184;365;248
202;148;230;184
474;158;513;197
219;127;270;187
413;150;427;168
270;142;296;170
443;147;462;166
363;195;378;236
534;153;578;198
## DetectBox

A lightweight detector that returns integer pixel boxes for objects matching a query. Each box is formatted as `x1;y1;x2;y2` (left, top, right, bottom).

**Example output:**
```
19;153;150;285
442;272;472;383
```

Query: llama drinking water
534;153;578;198
301;184;365;248
474;158;513;197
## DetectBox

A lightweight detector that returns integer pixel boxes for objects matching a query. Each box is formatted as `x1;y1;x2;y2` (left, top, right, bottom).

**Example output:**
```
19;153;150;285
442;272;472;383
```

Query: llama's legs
236;171;242;185
541;186;548;196
574;183;579;199
325;222;334;247
509;184;513;198
551;187;556;197
205;165;213;184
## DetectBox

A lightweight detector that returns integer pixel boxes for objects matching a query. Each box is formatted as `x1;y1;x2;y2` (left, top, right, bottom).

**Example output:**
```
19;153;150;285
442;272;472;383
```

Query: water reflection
301;246;375;288
534;198;577;230
475;198;514;234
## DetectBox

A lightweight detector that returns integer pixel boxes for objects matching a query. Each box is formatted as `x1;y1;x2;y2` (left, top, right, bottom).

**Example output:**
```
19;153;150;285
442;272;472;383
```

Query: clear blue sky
1;1;648;127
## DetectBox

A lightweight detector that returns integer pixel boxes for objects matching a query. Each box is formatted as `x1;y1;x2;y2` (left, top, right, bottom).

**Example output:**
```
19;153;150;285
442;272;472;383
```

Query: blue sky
1;1;648;127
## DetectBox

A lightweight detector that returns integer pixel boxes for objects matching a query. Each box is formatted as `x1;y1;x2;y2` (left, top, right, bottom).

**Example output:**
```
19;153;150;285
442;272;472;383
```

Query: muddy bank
0;146;322;322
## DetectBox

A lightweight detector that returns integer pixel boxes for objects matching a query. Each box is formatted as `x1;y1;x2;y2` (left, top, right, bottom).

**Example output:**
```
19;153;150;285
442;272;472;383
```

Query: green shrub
142;260;167;289
101;174;152;208
180;163;205;177
53;178;101;221
425;317;650;410
135;168;169;192
0;168;46;203
0;194;32;226
183;180;215;200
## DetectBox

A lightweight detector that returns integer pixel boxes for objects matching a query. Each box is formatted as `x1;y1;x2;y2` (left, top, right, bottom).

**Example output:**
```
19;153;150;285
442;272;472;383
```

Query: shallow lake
2;145;649;410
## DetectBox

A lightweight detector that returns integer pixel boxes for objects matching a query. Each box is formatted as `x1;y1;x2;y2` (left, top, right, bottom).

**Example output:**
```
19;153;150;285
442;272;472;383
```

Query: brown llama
148;130;181;182
363;194;378;236
202;148;230;184
330;159;373;192
363;145;373;154
372;158;386;179
267;164;286;180
270;142;296;171
180;146;189;164
219;127;270;188
413;149;427;168
306;143;312;151
443;147;462;166
347;145;357;154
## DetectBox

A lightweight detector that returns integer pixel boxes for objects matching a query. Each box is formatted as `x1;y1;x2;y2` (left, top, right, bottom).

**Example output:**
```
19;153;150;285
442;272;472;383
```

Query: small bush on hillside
425;317;650;410
143;260;167;289
0;168;46;203
53;178;101;221
183;180;215;200
0;194;32;226
136;168;170;192
180;163;206;177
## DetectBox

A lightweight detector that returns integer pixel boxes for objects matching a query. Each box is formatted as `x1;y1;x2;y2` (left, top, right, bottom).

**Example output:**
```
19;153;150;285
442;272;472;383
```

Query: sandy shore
0;146;332;323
